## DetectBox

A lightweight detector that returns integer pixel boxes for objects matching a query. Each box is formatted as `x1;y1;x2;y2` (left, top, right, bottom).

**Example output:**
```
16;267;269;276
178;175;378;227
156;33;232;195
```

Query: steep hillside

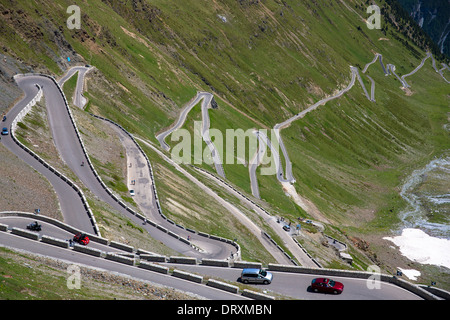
397;0;450;56
0;0;449;283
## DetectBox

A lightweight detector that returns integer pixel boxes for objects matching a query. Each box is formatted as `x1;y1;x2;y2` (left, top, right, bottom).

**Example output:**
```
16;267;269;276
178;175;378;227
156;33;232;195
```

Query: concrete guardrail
109;240;134;253
233;261;262;269
169;256;198;265
139;254;167;263
105;253;135;266
242;289;275;300
41;235;69;249
172;269;203;283
206;279;239;294
201;259;230;267
11;227;39;241
72;244;104;257
138;261;169;274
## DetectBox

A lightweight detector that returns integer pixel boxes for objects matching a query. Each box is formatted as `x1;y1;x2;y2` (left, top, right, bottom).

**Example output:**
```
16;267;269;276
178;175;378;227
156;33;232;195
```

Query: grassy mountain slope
0;0;449;283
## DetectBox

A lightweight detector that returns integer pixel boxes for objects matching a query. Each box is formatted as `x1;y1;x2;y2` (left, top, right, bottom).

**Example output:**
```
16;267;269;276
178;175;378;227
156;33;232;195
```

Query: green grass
62;71;78;106
0;247;116;299
0;247;195;299
138;140;278;263
1;0;449;272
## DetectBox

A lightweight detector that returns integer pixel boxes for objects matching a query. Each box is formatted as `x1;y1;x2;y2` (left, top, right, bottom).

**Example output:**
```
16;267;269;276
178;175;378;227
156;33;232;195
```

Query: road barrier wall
105;253;135;266
139;254;167;263
10;84;43;129
207;279;239;294
172;269;203;283
169;256;198;265
41;235;69;249
419;285;450;300
242;289;275;300
388;277;438;300
11;227;39;240
86;234;109;245
73;244;104;257
109;240;134;253
168;230;180;239
136;248;152;255
233;261;262;269
138;261;169;274
268;263;395;280
201;259;230;267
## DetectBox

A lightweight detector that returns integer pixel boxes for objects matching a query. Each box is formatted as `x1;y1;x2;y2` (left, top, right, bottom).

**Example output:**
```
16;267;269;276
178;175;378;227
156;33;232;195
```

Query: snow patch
384;228;450;269
398;268;421;281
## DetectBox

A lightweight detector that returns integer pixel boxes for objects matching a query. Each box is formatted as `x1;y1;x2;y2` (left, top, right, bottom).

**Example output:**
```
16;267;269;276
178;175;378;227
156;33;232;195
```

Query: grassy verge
0;246;196;299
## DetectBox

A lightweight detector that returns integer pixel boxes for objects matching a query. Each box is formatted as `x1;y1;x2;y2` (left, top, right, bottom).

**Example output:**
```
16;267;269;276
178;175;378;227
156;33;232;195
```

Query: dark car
73;232;90;245
26;221;42;232
1;127;8;135
311;278;344;294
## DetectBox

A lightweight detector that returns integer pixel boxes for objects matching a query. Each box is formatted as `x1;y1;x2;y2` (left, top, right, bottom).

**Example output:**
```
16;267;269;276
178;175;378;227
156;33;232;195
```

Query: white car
129;190;135;196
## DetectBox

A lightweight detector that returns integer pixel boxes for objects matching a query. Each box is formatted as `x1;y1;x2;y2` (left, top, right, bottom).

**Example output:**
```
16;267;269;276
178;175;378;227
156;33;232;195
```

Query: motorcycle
27;221;42;232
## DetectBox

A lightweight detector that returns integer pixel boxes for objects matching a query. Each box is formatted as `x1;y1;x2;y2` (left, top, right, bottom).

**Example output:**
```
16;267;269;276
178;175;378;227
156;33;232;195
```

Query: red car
73;233;90;245
311;278;344;294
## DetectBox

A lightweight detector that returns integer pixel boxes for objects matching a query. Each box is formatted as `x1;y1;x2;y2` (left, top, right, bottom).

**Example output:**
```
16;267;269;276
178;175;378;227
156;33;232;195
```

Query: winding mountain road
1;50;448;300
1;79;95;233
153;51;450;268
58;66;91;109
157;92;225;178
4;69;238;261
251;52;449;201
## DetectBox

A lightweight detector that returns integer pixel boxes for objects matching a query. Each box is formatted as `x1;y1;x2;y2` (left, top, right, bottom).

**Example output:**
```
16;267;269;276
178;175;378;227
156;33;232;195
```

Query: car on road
73;233;90;245
1;127;8;135
283;224;291;231
311;278;344;294
240;268;273;284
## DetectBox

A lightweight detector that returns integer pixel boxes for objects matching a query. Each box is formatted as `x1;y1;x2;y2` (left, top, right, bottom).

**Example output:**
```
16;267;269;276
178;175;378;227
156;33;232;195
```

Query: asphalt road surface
168;264;423;300
0;223;423;300
1;78;95;233
0;230;245;300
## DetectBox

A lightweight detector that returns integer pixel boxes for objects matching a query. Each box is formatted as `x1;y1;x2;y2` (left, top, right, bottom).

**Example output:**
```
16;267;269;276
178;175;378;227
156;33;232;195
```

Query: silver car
240;268;273;284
